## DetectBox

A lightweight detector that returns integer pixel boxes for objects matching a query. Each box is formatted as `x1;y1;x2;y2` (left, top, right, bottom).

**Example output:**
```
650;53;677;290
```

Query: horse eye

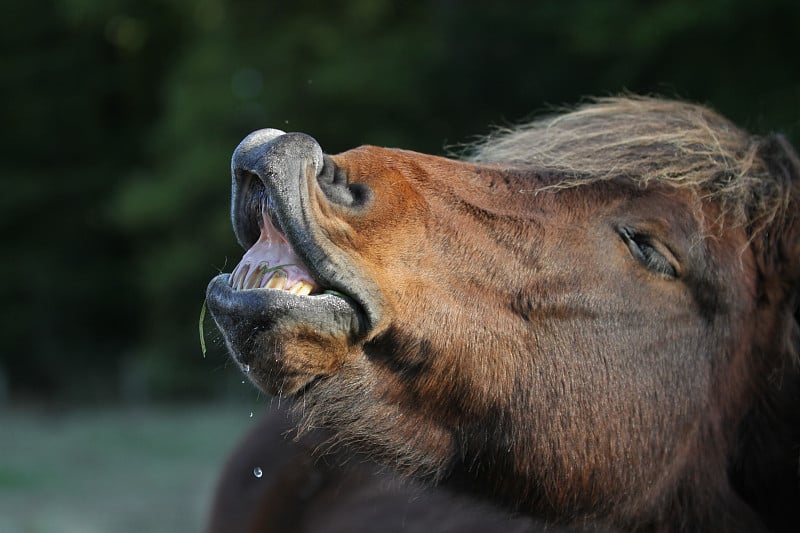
619;228;678;278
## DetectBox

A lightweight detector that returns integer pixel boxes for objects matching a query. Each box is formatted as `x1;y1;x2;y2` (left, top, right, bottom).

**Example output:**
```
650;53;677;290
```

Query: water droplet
253;467;263;478
241;380;245;384
243;364;250;373
249;411;254;418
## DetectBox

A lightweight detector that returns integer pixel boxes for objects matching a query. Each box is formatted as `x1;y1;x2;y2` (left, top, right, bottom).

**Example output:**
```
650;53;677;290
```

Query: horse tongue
229;210;318;293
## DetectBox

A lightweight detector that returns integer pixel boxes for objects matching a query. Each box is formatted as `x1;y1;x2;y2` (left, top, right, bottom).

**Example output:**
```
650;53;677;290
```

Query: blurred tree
0;0;188;400
1;0;798;402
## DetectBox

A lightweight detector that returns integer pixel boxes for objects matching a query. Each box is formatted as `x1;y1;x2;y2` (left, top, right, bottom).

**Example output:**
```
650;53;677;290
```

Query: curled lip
206;129;377;348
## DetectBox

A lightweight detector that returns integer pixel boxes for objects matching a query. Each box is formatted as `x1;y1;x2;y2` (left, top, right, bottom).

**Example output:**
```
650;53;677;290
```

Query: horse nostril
317;156;372;209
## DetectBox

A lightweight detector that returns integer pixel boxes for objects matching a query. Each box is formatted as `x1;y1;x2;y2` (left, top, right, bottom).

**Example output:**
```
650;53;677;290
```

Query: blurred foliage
1;0;798;402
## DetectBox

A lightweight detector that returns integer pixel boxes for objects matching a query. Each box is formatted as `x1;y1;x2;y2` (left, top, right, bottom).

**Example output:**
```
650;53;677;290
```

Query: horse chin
205;273;365;395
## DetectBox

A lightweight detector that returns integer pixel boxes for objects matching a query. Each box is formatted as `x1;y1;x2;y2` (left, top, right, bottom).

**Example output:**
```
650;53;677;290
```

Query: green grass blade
199;299;207;358
323;289;349;299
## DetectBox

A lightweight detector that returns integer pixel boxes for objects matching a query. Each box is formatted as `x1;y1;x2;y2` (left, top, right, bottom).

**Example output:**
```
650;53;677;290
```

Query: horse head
206;97;800;531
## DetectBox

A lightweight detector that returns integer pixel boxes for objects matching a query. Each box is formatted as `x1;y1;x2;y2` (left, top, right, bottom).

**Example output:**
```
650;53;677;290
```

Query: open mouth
205;130;376;385
206;167;366;336
229;178;321;296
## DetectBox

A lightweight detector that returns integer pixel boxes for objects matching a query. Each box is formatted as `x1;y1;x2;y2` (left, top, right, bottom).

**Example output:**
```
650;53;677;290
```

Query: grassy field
0;402;261;533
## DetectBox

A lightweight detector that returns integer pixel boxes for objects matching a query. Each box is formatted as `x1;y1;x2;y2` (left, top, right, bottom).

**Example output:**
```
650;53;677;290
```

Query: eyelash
619;228;678;278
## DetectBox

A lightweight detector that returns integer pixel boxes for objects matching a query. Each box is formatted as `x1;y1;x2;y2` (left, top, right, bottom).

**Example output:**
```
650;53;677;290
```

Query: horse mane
466;96;793;237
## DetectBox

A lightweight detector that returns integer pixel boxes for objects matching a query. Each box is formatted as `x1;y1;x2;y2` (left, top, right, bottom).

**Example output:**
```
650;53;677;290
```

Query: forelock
465;96;791;235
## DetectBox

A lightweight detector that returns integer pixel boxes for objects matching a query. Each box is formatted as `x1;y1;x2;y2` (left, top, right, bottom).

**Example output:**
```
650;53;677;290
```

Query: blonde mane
467;96;792;234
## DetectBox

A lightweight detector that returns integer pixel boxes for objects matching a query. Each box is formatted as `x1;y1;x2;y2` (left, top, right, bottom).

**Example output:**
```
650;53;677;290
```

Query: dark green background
2;0;798;403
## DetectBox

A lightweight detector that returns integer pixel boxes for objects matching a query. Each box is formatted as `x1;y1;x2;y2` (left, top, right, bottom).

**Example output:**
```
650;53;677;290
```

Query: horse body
208;404;563;533
206;98;800;531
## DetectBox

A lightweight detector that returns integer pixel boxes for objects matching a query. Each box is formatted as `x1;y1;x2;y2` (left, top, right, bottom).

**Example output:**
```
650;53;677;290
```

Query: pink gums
230;209;318;291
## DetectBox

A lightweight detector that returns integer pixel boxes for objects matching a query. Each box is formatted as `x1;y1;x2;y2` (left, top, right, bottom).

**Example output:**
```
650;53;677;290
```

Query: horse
206;97;800;532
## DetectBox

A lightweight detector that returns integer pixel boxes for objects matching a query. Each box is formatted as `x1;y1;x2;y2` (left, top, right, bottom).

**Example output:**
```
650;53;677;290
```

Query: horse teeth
234;265;313;294
288;281;312;296
229;264;240;287
232;263;250;289
263;271;287;290
243;262;268;289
